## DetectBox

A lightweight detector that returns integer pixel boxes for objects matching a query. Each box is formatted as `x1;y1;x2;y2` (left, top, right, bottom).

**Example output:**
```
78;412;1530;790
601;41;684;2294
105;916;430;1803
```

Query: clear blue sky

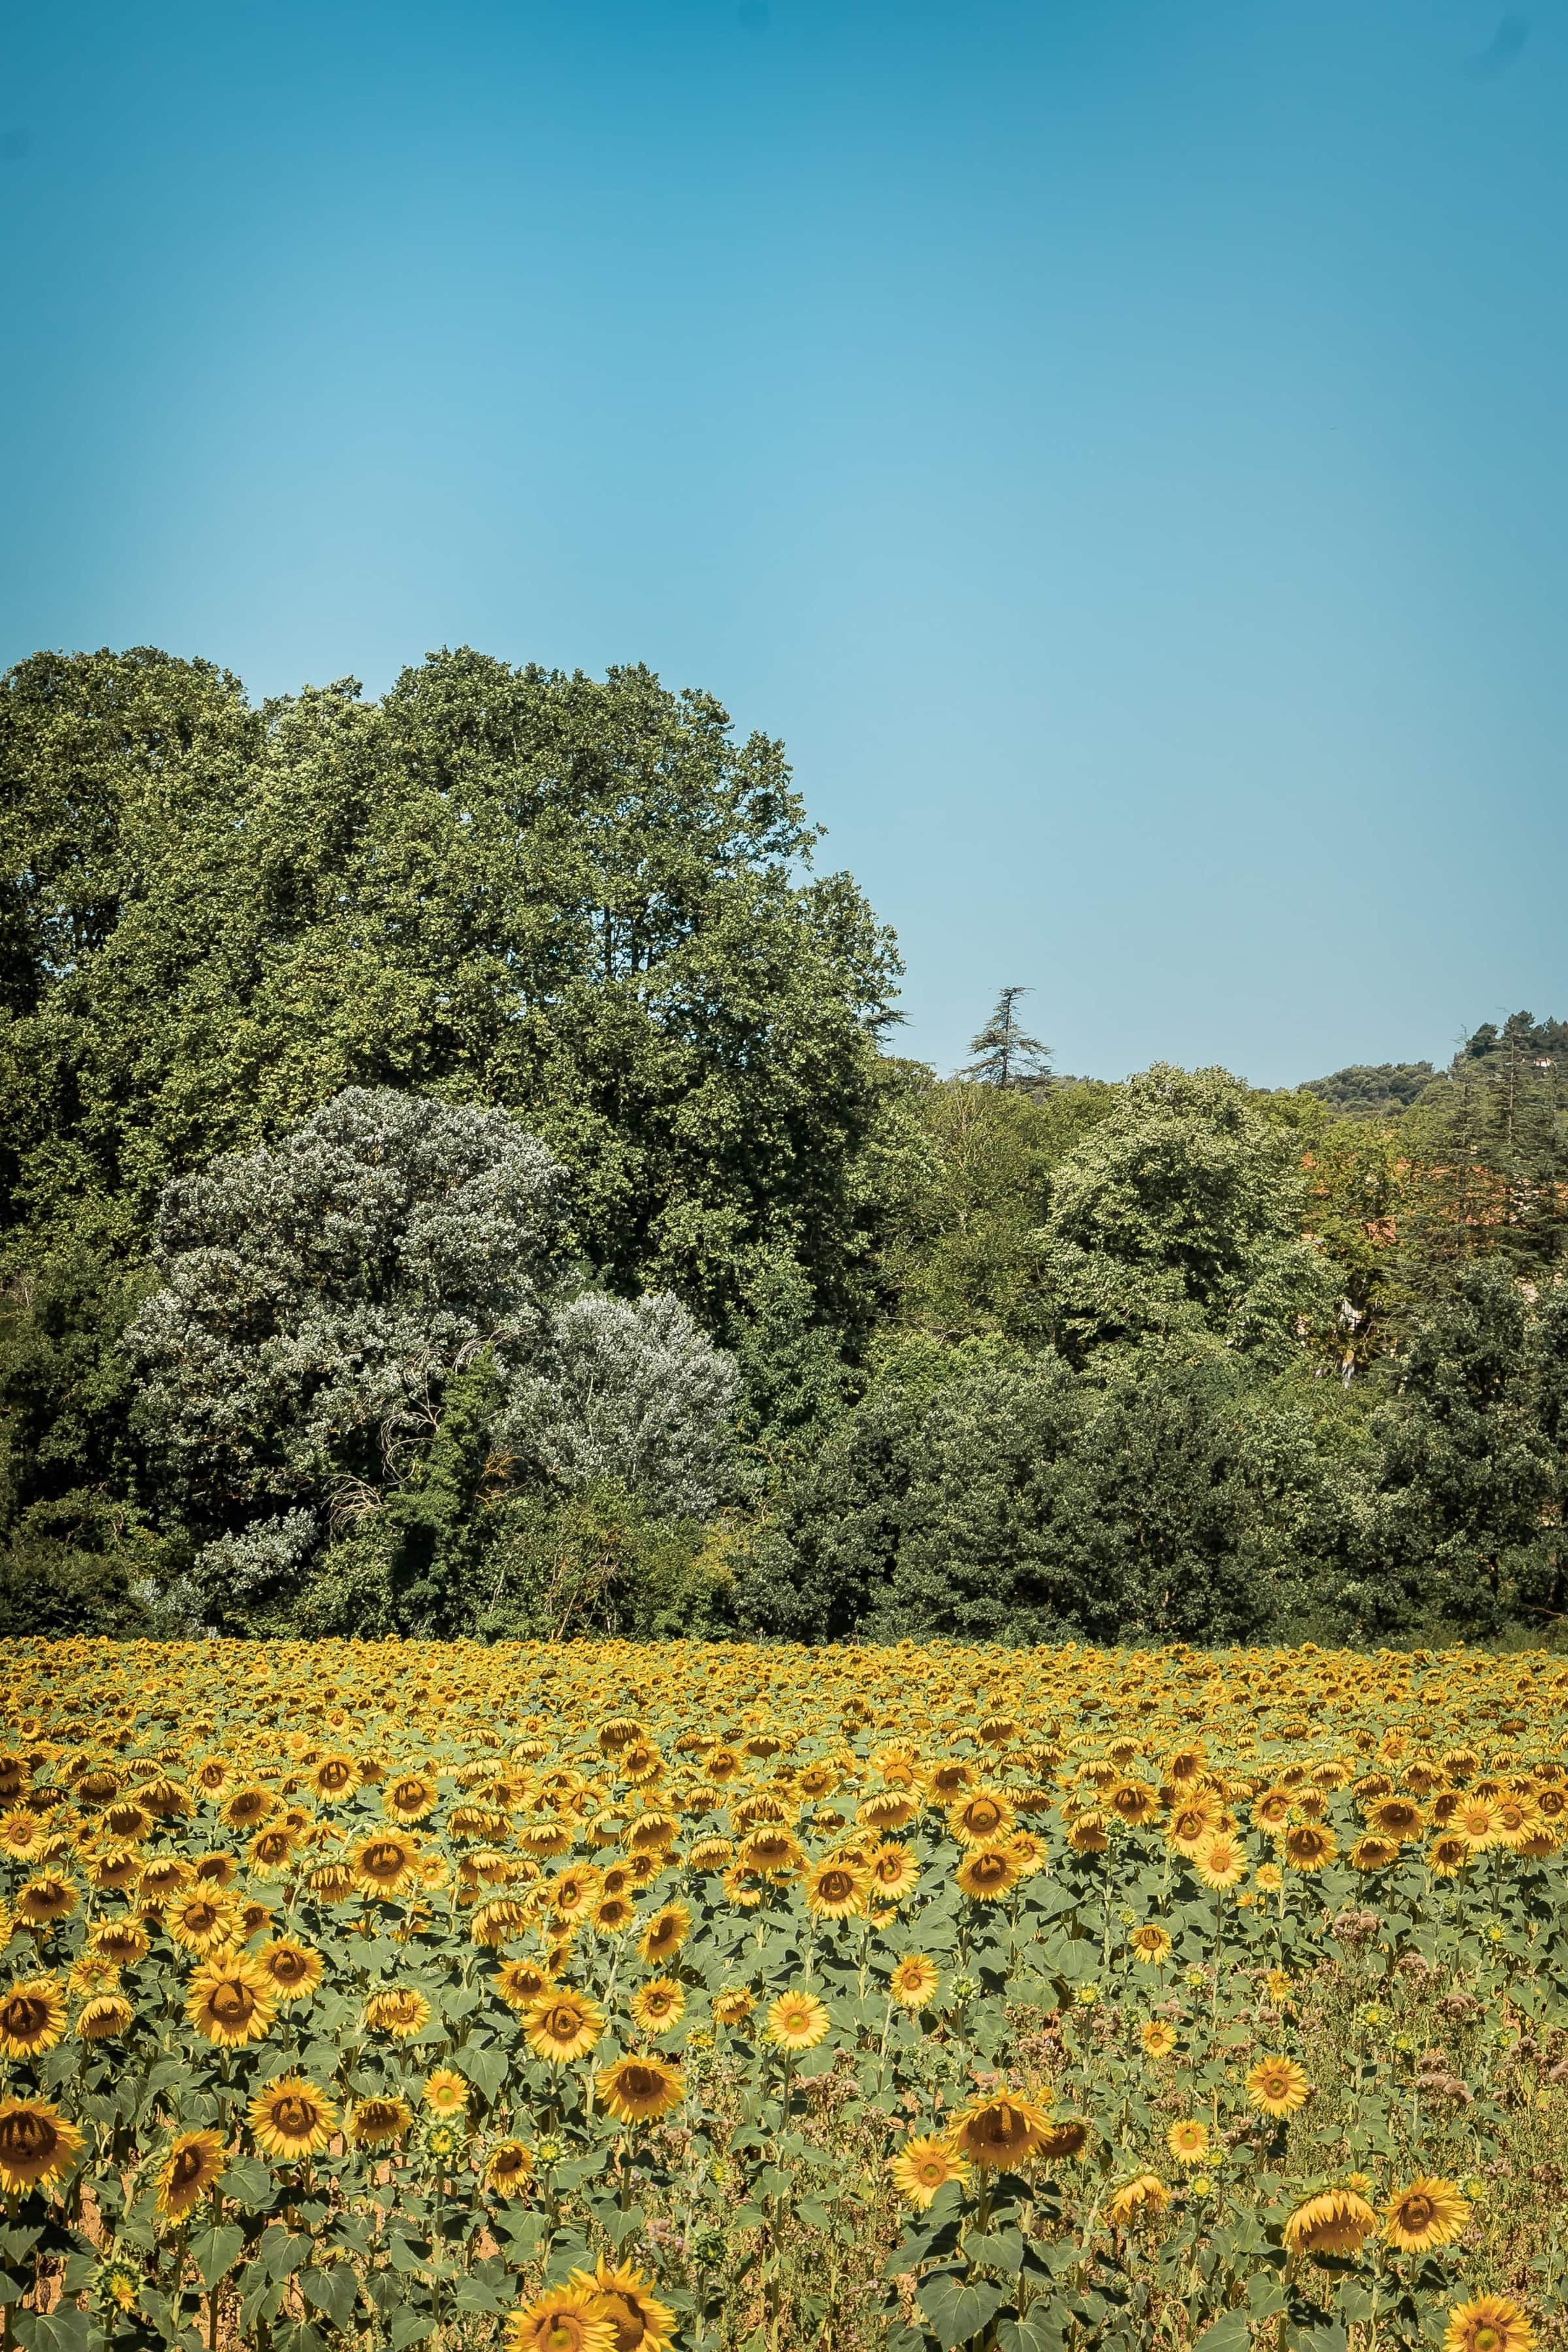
4;1;1564;1086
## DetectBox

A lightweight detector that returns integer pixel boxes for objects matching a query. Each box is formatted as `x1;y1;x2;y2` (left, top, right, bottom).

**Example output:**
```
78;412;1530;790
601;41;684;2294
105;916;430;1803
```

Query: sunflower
246;1828;297;1880
1429;1834;1471;1877
92;1918;151;1967
523;1989;606;2065
310;1754;359;1803
1109;1778;1160;1826
1282;2188;1378;2258
248;2074;338;2160
888;1952;941;2010
418;2068;468;2115
1038;2117;1092;2161
87;1848;144;1893
955;1844;1022;1902
593;1895;638;1936
712;1985;755;2029
764;1989;830;2052
0;1977;68;2059
16;1873;79;1925
636;1903;691;1964
155;2128;227;2219
163;1889;240;1955
1067;1812;1109;1855
868;1841;920;1900
0;1809;46;1859
737;1829;804;1878
949;2092;1053;2170
77;1993;135;2042
186;1953;278;2047
947;1789;1017;1848
484;2137;536;2195
629;1977;686;2033
1443;2296;1533;2352
1349;1836;1401;1872
1128;1923;1172;1964
1368;1796;1425;1842
0;2097;84;2193
1281;1823;1337;1872
363;1986;434;2039
889;2133;970;2209
502;2285;616;2352
1141;2018;1179;2058
804;1859;872;1919
572;2255;678;2352
550;1866;604;1923
255;1937;324;2004
1246;2055;1311;2117
1167;2118;1210;2164
1382;2176;1470;2253
1191;1835;1245;1891
353;1833;422;1895
471;1896;532;1948
1105;2172;1169;2224
383;1772;440;1823
349;2096;413;2148
596;2055;685;2125
684;1837;732;1876
1454;1801;1499;1852
497;1959;557;2012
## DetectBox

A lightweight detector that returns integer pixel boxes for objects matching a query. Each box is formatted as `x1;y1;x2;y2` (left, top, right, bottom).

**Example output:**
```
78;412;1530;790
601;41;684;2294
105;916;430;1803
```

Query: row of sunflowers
3;1636;1567;2352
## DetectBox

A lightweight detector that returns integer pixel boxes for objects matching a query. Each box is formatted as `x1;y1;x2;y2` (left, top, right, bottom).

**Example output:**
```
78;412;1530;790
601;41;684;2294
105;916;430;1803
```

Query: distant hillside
1299;1060;1439;1117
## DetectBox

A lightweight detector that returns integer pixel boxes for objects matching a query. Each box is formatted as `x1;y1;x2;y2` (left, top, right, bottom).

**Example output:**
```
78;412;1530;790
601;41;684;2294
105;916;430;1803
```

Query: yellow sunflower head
889;2132;970;2210
155;2128;228;2219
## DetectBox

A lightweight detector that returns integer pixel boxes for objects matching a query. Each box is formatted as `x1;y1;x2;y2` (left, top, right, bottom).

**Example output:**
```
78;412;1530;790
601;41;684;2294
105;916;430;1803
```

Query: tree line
2;645;1565;1646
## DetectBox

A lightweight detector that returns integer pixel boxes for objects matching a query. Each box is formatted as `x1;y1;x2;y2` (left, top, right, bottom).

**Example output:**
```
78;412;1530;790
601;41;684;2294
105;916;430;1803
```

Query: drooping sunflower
1282;2188;1378;2258
91;1918;150;1967
1349;1836;1401;1872
1367;1795;1425;1842
502;2284;615;2352
1105;2172;1169;2224
523;1988;606;2065
888;1952;941;2011
16;1873;80;1925
349;2096;414;2149
484;2138;536;2197
1037;2117;1092;2161
1128;1923;1172;1964
77;1993;135;2042
155;2128;227;2219
1382;2177;1471;2253
711;1985;755;2029
1246;2055;1311;2118
1442;2296;1533;2352
683;1837;732;1876
0;2097;84;2193
470;1895;532;1948
595;2054;685;2125
363;1986;434;2040
0;1977;68;2059
736;1828;804;1878
948;2092;1053;2170
889;2133;970;2210
764;1989;830;2053
1166;2118;1210;2164
247;2074;338;2160
186;1953;278;2048
571;2255;678;2352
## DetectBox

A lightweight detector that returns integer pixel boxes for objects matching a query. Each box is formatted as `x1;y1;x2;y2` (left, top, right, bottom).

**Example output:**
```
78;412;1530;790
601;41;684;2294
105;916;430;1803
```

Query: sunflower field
3;1640;1567;2352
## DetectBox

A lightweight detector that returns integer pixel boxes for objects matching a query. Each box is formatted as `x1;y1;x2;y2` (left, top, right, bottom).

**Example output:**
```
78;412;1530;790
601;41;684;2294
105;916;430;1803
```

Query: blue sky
4;0;1564;1085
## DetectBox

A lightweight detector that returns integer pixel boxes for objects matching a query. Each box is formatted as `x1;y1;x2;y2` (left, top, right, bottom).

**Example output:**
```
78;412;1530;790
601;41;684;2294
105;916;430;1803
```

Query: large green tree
1;646;907;1339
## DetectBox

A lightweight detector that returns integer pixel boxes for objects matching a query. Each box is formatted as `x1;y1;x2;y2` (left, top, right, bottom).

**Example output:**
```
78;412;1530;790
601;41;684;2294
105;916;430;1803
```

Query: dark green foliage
1299;1062;1439;1117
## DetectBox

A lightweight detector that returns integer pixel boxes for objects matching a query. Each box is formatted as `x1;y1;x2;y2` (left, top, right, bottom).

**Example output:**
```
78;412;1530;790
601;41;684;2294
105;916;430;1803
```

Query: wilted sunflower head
1105;2172;1170;2225
77;1993;135;2042
1282;2187;1378;2259
363;1985;433;2039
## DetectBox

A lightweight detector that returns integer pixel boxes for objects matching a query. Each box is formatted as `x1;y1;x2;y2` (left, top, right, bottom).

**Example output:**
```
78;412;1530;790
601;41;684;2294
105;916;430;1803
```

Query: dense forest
3;645;1565;1648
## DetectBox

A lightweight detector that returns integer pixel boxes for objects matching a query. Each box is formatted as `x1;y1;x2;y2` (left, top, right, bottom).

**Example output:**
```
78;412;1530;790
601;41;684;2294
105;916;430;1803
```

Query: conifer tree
960;987;1051;1088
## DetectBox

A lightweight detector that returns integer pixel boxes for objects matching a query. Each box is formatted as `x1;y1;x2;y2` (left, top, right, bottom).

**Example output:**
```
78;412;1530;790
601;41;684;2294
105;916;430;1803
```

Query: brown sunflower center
0;2111;54;2163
